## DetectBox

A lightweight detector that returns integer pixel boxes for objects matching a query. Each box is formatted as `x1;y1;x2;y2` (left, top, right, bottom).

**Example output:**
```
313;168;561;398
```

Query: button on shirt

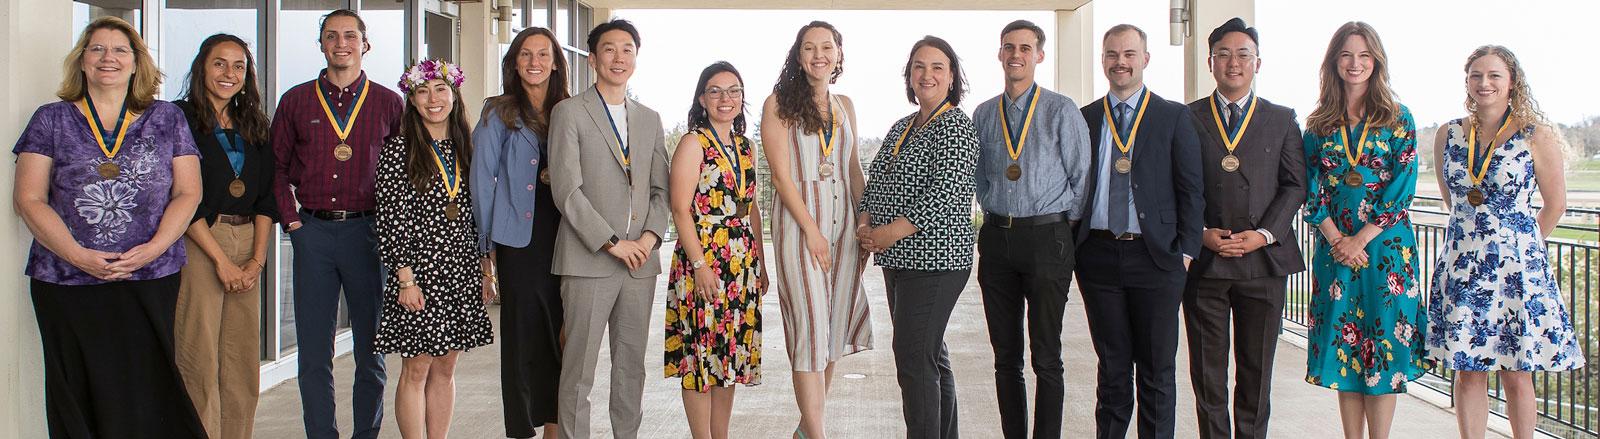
1090;86;1146;233
270;70;403;227
973;84;1092;219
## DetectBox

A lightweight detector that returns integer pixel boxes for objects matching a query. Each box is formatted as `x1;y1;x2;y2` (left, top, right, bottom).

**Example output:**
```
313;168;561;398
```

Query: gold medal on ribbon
229;178;247;198
315;80;370;162
1209;95;1257;173
428;140;464;221
1339;117;1372;187
1104;90;1151;176
818;100;840;179
1464;111;1513;207
1000;85;1041;182
78;96;131;180
890;101;954;171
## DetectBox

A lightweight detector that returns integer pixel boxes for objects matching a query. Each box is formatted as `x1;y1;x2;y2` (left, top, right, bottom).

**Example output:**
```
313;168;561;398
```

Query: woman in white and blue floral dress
1427;45;1585;439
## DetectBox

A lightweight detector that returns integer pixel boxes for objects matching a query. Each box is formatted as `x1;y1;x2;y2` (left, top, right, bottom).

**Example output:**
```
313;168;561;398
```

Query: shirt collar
1213;89;1254;108
1004;83;1038;111
318;69;369;95
1107;85;1147;110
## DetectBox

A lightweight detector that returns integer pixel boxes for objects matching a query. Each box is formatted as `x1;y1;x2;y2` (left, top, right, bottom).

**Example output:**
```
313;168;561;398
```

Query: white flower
1391;372;1406;388
1365;373;1381;388
75;180;137;227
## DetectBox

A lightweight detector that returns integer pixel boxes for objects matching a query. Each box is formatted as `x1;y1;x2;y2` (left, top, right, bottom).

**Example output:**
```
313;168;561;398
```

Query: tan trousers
176;222;262;439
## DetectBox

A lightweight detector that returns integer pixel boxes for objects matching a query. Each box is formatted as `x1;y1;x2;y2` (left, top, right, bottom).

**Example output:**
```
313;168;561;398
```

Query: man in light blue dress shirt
971;19;1091;439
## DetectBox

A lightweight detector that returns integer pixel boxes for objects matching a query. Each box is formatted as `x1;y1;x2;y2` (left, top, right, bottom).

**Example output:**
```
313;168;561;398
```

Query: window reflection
159;0;260;99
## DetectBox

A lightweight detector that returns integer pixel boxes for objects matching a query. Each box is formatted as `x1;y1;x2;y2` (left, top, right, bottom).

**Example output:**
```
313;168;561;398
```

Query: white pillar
1055;3;1094;106
1181;0;1255;102
459;1;497;125
0;0;72;437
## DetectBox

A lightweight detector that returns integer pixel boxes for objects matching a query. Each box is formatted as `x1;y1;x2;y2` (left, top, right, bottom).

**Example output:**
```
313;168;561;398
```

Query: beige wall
1182;0;1255;102
1055;4;1094;105
0;0;70;437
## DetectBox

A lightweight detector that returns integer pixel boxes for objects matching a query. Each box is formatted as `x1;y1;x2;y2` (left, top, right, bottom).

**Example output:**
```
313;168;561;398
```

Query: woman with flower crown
373;58;495;438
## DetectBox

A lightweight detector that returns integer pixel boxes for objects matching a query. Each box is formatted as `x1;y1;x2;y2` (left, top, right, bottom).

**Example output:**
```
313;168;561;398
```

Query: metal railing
1285;195;1599;438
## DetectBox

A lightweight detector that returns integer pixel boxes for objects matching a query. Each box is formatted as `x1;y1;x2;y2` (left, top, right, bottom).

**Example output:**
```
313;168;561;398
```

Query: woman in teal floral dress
1301;22;1429;438
665;62;767;439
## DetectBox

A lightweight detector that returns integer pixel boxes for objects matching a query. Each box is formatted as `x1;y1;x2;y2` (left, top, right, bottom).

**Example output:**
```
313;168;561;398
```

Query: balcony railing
1286;194;1599;438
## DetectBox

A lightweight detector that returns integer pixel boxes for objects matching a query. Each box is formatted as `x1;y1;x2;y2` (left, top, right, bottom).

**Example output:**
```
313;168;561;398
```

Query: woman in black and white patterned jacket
855;36;979;439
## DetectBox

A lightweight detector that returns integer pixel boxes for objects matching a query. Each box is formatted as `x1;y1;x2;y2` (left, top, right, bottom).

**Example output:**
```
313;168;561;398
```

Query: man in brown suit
1183;17;1306;439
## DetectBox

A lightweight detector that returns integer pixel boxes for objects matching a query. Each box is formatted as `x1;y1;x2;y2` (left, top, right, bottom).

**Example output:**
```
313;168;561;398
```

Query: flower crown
398;58;465;94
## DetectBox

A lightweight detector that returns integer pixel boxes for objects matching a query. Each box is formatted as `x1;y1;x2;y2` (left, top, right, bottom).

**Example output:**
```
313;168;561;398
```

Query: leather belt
985;211;1069;229
301;208;375;221
1089;229;1142;241
215;214;253;226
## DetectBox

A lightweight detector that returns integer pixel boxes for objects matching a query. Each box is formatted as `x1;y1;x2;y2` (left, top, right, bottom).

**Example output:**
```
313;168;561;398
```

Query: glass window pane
357;1;405;95
160;0;261;100
528;0;548;30
578;4;592;46
555;0;570;48
73;0;143;38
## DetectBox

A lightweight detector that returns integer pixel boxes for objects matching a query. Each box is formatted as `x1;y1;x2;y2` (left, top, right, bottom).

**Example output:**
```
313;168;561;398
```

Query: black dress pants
977;221;1074;439
1074;235;1186;439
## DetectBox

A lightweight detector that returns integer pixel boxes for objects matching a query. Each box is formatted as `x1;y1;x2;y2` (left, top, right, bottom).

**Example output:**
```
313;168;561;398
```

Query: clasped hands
70;241;165;282
1201;228;1268;258
1325;233;1370;268
606;232;659;271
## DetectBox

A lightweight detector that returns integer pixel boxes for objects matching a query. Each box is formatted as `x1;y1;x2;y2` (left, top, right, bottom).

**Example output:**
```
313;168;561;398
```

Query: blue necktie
1227;102;1243;137
1109;103;1132;235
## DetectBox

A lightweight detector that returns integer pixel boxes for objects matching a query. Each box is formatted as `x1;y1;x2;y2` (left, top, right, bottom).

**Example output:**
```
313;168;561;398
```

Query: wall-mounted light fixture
1169;0;1190;46
494;0;514;44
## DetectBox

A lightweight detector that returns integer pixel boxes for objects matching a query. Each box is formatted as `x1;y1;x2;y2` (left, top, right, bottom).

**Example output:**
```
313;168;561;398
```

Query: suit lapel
581;87;629;174
625;99;649;188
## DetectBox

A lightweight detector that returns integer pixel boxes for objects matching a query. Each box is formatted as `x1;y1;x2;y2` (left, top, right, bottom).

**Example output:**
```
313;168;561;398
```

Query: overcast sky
616;0;1599;139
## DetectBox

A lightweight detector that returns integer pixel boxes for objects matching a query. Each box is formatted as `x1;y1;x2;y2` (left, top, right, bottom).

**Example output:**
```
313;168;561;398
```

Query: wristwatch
602;235;620;251
691;259;707;270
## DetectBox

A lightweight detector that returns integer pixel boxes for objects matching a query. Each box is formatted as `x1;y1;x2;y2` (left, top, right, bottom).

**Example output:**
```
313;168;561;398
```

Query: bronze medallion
819;162;836;178
1220;154;1241;173
1467;188;1486;207
97;162;120;180
333;143;354;162
539;168;551;185
1005;163;1022;181
445;201;460;220
228;178;246;198
1114;156;1133;174
1343;171;1364;187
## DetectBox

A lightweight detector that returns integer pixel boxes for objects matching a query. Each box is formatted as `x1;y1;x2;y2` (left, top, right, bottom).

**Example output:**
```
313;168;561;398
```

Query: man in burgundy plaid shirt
269;9;402;439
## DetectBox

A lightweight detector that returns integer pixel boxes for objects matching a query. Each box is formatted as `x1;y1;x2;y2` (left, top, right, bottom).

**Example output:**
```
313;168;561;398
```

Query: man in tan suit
547;19;669;439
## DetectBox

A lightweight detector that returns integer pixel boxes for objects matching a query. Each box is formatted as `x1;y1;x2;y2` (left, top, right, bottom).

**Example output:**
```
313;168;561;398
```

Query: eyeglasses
703;87;744;100
1210;52;1256;64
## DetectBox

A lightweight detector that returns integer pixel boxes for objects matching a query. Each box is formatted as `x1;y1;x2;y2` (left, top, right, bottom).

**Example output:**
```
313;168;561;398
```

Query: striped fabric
772;95;875;372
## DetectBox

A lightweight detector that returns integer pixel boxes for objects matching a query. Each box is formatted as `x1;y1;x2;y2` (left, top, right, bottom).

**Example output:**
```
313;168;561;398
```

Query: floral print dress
1301;106;1429;395
1427;119;1585;371
665;129;763;391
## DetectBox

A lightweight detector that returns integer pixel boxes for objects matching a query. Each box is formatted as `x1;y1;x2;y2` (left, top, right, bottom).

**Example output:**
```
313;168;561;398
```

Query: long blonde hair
1305;22;1400;137
1463;45;1548;130
57;16;163;112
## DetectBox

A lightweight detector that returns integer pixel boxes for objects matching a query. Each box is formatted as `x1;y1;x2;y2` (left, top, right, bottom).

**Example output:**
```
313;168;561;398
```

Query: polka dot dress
373;135;494;358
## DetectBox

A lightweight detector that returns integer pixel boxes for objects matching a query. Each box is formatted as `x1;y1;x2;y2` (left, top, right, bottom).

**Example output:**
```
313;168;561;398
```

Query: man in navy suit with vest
1075;23;1204;439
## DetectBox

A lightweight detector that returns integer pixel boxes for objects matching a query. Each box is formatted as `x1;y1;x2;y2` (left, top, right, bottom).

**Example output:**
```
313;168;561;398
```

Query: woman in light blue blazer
470;26;572;439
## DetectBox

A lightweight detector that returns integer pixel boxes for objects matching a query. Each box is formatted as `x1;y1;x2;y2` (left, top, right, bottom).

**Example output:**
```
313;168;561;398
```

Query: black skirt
32;273;206;438
497;179;565;437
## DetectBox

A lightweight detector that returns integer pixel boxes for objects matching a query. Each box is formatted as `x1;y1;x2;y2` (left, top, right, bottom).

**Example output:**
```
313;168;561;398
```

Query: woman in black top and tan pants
173;34;278;439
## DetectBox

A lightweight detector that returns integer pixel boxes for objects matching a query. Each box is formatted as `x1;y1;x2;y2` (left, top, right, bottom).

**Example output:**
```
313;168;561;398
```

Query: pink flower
1387;273;1405;296
1340;322;1361;346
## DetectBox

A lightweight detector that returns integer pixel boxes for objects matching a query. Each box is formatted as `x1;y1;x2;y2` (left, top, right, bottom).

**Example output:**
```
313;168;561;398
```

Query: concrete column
458;1;497;125
1181;0;1255;102
1055;3;1094;105
0;0;73;437
592;7;612;30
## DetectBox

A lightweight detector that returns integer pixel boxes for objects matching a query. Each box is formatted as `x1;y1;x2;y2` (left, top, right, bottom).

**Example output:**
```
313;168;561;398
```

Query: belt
1089;229;1142;241
215;214;253;226
984;211;1069;229
301;208;375;221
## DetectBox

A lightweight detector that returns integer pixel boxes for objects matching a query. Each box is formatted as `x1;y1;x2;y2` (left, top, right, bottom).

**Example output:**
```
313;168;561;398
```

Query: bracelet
397;279;417;288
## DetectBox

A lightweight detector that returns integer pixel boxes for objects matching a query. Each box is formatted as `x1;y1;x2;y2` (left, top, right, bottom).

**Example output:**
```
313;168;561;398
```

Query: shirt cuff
1255;228;1276;245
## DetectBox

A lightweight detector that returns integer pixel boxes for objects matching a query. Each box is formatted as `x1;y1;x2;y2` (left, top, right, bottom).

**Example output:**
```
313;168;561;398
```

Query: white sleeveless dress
772;95;874;371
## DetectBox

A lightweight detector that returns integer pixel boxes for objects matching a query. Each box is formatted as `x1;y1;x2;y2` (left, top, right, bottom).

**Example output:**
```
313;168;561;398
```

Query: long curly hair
1305;22;1401;137
772;21;843;133
485;27;569;137
400;80;474;192
180;34;269;146
1462;45;1548;131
